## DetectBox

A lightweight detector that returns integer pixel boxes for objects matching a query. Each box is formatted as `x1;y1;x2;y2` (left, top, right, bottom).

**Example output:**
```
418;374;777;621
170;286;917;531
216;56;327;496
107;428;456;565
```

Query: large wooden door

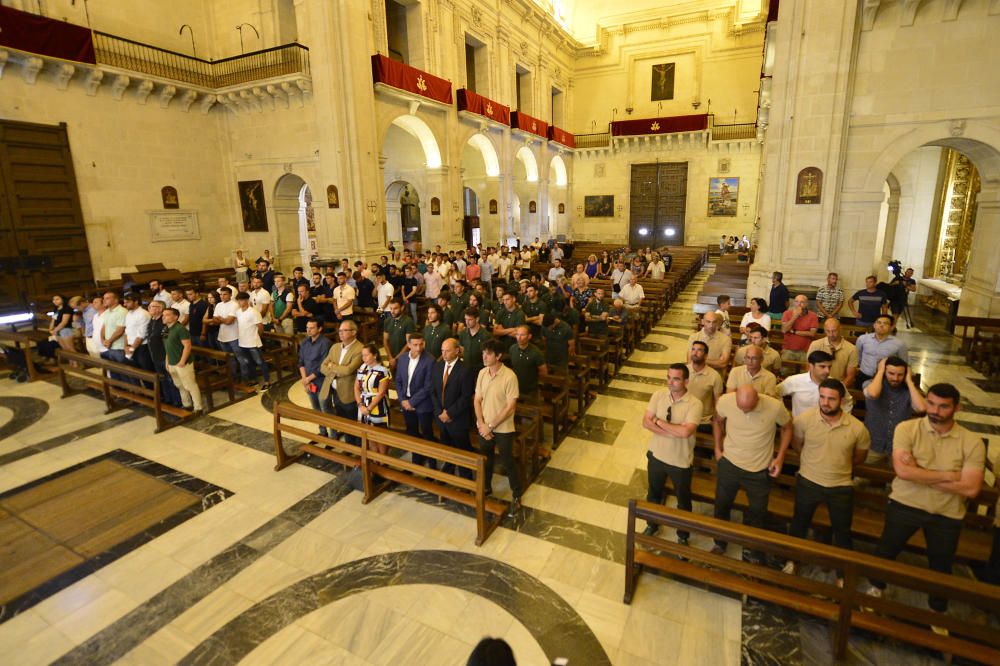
0;120;93;310
629;162;687;247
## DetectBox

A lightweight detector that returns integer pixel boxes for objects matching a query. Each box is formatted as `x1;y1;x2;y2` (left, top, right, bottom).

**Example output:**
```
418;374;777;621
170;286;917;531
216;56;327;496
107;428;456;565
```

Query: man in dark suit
432;337;476;478
395;332;437;468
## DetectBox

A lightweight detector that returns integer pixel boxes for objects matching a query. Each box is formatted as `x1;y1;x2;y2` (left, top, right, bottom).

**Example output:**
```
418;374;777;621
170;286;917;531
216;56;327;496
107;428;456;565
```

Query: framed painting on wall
795;167;822;204
238;180;268;232
584;195;614;217
529;200;537;213
558;203;565;214
489;199;498;214
707;177;739;217
651;63;675;101
326;185;339;208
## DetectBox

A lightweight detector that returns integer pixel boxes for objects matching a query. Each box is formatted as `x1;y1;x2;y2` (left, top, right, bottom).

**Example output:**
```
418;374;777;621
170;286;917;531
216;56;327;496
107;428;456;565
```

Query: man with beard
862;356;926;466
782;379;869;580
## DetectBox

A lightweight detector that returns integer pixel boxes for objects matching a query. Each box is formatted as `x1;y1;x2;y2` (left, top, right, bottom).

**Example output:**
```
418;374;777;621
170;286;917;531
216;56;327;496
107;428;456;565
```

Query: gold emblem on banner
531;122;538;131
416;75;427;92
651;122;661;131
485;102;493;115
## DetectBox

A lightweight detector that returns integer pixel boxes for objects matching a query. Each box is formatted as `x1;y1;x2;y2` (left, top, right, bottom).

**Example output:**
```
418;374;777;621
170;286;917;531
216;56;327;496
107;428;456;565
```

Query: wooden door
628;162;688;247
0;120;93;309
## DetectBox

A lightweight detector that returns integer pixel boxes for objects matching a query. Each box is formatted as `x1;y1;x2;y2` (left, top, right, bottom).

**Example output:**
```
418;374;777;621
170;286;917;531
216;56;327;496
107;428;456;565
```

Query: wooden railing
626;501;1000;664
574;132;611;149
711;122;757;141
92;32;310;89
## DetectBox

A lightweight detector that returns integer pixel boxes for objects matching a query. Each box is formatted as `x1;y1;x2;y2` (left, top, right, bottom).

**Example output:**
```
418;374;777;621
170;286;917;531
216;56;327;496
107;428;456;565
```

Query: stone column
959;189;1000;317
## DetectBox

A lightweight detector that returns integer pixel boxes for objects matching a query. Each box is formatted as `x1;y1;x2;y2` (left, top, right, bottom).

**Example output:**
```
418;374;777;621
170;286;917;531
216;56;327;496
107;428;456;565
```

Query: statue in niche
558;203;565;214
401;186;422;245
430;196;441;215
795;167;823;205
326;185;339;208
529;201;537;213
489;199;498;214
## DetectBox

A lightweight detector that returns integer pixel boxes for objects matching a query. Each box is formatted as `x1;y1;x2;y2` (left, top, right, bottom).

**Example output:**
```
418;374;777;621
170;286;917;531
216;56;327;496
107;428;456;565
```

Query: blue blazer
395;351;435;414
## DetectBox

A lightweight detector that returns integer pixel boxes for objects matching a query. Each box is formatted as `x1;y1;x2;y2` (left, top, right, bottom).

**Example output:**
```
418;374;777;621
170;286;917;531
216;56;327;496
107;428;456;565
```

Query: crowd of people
639;263;989;621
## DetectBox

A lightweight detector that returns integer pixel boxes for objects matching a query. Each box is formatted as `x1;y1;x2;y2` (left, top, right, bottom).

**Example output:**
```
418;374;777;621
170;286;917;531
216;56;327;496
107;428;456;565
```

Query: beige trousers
167;362;203;411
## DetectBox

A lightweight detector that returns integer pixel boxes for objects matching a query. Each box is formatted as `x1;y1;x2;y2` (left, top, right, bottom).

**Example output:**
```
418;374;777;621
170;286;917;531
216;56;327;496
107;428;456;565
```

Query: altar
917;278;962;328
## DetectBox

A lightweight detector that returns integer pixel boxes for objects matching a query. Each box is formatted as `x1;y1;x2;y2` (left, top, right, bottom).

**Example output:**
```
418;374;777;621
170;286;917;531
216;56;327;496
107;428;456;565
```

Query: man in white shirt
87;295;107;358
610;261;633;293
777;350;853;417
497;250;513;281
234;292;270;388
620;274;645;310
148;280;173;307
375;272;394;314
212;287;241;376
169;288;190;327
647;255;666;280
249;277;272;328
547;259;566;282
216;277;236;300
122;293;151;370
550;243;564;262
333;272;356;322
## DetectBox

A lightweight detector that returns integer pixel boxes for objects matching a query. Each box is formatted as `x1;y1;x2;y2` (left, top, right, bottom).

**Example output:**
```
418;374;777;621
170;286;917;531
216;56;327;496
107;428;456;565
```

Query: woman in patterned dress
354;343;392;454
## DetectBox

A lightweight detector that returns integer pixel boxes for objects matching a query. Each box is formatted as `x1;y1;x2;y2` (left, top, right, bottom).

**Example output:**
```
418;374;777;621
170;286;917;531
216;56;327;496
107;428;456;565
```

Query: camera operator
887;262;916;323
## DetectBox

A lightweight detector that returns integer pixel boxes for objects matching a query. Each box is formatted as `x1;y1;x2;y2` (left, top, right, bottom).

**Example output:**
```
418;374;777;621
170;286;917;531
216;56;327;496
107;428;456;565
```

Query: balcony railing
710;122;757;141
92;32;309;89
574;132;611;149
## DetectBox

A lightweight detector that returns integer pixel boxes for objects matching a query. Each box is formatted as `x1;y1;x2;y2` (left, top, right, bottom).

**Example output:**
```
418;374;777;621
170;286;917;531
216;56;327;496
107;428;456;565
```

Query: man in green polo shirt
493;292;525;349
423;304;449;359
540;312;575;374
521;284;549;339
382;298;415;371
509;324;547;400
460;308;490;372
584;288;610;337
162;307;203;412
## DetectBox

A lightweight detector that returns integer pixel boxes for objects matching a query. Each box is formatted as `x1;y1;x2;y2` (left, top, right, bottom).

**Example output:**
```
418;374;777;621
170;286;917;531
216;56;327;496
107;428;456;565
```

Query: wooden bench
189;345;241;412
273;400;507;545
626;501;1000;664
0;327;57;382
261;331;298;381
534;374;571;448
56;349;194;432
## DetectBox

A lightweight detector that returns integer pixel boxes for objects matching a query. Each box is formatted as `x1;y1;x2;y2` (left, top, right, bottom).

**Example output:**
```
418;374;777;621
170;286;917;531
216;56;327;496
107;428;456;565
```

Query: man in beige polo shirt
687;340;723;435
642;363;703;544
688;312;732;371
712;385;792;558
726;345;777;397
807;318;858;388
867;383;985;614
474;338;522;516
783;379;869;578
733;323;782;375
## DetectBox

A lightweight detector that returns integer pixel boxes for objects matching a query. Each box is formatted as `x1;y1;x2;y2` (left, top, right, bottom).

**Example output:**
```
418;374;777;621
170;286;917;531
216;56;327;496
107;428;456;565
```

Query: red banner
0;6;96;64
611;113;708;137
371;54;452;105
547;126;575;148
511;112;548;139
456;89;510;126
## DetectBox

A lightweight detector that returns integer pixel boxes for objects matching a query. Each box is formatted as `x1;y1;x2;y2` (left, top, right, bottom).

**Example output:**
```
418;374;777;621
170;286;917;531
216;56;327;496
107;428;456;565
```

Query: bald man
726;345;778;397
807;318;858;387
711;385;792;558
688;312;732;371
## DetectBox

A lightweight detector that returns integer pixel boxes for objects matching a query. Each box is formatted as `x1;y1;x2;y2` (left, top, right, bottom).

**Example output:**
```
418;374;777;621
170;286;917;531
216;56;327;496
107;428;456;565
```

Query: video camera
887;259;903;277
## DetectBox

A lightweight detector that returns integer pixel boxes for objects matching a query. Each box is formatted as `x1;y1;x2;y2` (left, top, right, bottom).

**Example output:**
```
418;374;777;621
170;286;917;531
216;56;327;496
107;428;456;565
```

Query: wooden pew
273;400;507;545
626;501;1000;664
56;349;194;432
0;327;57;382
189;345;240;412
261;331;298;381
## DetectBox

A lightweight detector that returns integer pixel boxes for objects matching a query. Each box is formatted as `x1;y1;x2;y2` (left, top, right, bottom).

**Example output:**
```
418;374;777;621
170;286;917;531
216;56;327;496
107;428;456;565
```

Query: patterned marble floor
0;266;996;666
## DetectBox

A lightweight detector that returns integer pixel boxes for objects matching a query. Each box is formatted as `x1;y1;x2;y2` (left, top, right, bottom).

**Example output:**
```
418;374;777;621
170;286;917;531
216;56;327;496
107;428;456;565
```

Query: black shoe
678;535;689;547
642;524;659;537
507;498;522;518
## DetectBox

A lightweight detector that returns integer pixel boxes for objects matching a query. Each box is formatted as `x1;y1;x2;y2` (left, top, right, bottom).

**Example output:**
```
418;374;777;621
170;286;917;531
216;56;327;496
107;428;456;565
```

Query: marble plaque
148;210;200;242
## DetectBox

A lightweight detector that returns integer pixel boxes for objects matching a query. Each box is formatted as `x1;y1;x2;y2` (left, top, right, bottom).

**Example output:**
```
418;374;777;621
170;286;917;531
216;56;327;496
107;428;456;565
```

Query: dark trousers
479;431;521;499
131;345;155;389
333;394;359;444
855;372;872;389
438;417;474;479
713;457;771;552
305;383;333;436
152;356;182;406
403;409;437;467
645;451;693;539
870;500;963;611
235;346;270;383
219;340;241;379
100;349;127;381
789;475;854;550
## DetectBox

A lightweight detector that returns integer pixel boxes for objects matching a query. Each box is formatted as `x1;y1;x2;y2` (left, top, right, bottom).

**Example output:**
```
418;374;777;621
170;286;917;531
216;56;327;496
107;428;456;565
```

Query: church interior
2;0;1000;663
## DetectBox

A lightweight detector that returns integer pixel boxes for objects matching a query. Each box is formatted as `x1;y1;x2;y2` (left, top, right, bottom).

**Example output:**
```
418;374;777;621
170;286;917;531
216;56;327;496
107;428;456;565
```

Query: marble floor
0;267;997;665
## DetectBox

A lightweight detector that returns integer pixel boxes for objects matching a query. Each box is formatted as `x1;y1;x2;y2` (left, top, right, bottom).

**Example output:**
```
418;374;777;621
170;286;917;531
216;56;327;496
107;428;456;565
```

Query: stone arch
383;114;442;168
273;173;310;269
514;145;539;183
384;180;422;251
466;133;500;177
549;154;568;187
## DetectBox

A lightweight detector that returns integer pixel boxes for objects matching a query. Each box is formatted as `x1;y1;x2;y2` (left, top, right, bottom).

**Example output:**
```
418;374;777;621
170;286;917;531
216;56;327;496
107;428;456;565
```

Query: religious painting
558;203;565;214
326;184;339;208
489;199;498;214
584;195;614;217
707;177;739;217
795;167;823;205
430;197;441;215
651;62;675;101
161;186;179;209
238;180;268;232
529;200;537;214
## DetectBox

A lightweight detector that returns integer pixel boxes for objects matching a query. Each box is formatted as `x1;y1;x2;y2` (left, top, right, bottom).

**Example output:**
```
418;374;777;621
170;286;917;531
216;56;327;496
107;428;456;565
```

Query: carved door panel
0;120;93;310
629;162;687;247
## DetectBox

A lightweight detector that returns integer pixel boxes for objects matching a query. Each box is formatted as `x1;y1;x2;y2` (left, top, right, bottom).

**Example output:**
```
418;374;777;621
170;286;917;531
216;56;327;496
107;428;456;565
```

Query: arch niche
548;154;568;240
381;114;443;249
512;146;538;240
460;133;500;247
273;173;311;270
862;134;1000;318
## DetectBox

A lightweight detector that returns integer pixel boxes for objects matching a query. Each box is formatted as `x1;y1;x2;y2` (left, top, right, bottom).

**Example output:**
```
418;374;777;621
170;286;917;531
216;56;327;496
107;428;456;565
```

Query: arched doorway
273;173;310;270
381;114;442;250
385;180;422;252
462;186;480;247
864;135;1000;319
461;133;499;248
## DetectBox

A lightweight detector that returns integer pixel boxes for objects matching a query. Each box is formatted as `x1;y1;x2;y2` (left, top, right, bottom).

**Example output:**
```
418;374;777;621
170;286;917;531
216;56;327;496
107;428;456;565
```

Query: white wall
888;147;942;280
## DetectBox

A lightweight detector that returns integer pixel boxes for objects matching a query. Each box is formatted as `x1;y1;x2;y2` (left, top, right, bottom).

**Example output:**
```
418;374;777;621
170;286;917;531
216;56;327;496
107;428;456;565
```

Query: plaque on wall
795;167;823;204
161;185;179;209
148;210;200;242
